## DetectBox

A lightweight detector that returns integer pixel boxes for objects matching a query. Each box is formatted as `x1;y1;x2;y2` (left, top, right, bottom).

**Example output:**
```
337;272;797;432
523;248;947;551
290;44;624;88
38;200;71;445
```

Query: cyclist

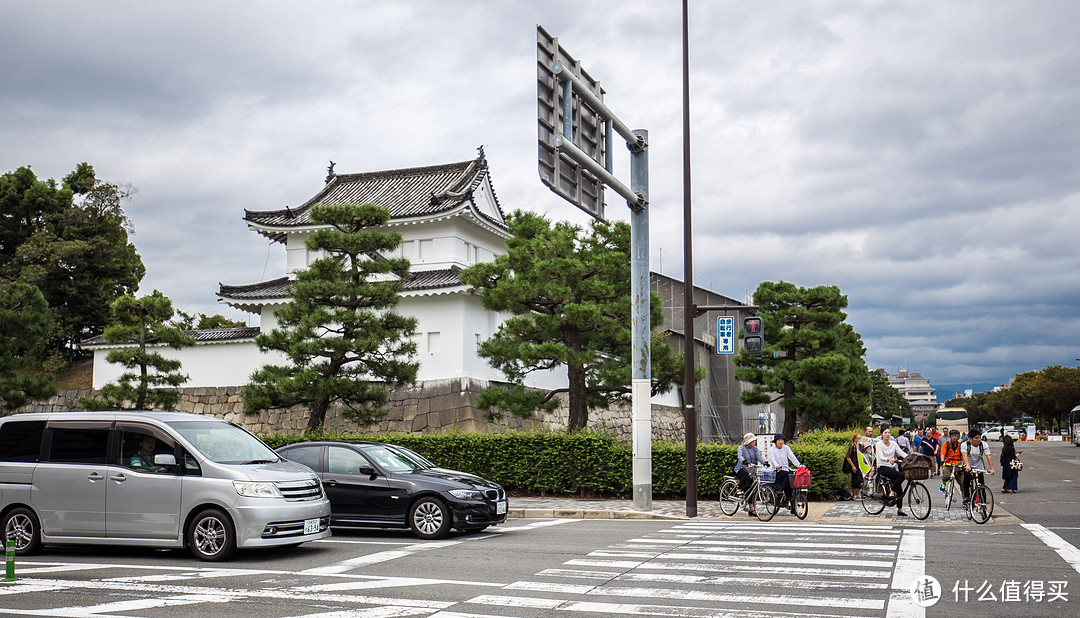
938;429;964;497
962;427;995;506
874;427;909;517
734;433;768;517
768;433;802;513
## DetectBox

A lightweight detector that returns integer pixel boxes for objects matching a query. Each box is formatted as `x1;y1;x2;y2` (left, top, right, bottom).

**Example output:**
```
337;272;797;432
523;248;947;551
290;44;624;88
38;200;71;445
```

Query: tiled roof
82;326;260;347
245;152;505;240
217;267;465;303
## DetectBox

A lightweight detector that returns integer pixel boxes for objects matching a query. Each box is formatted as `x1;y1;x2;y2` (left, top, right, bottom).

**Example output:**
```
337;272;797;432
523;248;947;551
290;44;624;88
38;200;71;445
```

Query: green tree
460;211;692;432
242;203;419;432
1;164;144;357
870;370;911;421
80;291;195;411
0;282;56;412
172;310;247;330
734;281;870;439
1007;366;1080;430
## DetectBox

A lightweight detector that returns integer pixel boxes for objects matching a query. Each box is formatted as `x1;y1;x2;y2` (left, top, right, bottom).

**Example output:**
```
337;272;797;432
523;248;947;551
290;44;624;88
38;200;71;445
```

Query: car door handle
87;472;104;482
324;480;338;486
110;473;127;483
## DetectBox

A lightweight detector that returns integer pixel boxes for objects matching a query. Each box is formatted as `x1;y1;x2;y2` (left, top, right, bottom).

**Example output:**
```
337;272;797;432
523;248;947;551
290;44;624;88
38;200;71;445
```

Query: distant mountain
934;383;1001;400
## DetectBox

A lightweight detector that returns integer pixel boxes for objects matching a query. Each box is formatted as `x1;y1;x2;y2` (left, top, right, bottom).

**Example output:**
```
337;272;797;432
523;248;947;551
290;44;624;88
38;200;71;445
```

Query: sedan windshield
167;420;280;464
360;444;434;472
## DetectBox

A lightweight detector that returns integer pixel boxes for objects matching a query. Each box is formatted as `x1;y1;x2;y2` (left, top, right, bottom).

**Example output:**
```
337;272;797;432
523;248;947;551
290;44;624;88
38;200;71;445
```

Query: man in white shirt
961;427;995;506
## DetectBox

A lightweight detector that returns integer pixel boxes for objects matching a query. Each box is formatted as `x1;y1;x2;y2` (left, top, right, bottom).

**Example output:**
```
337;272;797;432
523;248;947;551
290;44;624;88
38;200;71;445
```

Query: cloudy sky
3;1;1078;394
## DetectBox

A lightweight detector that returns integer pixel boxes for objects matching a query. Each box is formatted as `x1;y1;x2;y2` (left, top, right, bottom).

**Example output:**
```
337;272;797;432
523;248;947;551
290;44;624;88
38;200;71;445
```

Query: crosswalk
453;522;924;618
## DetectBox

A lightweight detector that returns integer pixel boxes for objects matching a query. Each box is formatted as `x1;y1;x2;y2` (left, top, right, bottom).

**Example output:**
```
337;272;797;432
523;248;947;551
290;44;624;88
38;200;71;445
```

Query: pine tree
460;210;689;432
80;290;195;411
734;281;870;438
0;282;56;412
241;203;419;432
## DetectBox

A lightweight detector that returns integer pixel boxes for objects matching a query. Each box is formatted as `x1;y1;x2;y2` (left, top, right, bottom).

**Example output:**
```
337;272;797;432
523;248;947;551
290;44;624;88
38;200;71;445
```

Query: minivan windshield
167;420;280;465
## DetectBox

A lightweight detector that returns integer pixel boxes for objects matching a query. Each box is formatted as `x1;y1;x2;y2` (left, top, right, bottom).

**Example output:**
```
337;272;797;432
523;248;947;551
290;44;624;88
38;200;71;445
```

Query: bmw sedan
274;441;507;539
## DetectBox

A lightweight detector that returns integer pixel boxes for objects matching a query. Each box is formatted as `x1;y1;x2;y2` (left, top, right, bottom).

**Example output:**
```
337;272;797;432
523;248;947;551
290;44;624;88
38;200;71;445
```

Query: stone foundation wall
16;378;685;443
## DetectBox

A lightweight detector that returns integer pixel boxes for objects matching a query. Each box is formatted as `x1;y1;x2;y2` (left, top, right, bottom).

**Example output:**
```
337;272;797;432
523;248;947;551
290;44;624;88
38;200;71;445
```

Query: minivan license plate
304;518;320;534
496;501;507;515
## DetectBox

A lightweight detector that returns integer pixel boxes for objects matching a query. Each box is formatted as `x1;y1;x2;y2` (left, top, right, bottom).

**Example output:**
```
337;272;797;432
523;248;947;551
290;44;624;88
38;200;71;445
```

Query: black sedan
274;441;508;539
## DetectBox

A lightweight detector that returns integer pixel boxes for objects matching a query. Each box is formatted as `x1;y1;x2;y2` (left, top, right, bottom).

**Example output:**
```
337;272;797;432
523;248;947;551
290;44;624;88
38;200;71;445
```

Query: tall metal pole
681;0;698;518
630;129;651;511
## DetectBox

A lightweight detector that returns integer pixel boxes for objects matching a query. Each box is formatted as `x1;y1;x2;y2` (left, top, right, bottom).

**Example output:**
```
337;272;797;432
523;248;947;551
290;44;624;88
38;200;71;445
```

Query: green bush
259;429;846;500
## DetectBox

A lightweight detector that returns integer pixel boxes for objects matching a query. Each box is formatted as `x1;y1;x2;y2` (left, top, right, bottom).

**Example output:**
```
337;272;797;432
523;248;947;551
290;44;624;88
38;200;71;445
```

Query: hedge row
260;429;847;500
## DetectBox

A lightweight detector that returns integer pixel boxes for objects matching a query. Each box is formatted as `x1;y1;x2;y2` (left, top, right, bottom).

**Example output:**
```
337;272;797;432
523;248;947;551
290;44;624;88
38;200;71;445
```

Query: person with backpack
962;427;995;506
938;429;965;495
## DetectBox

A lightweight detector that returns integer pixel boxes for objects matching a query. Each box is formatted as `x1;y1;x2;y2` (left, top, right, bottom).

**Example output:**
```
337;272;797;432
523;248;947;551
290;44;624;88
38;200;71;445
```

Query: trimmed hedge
260;429;847;500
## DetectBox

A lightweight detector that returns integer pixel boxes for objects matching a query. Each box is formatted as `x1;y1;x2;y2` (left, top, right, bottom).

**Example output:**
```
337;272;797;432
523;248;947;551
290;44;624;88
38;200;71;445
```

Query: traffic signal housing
743;316;764;355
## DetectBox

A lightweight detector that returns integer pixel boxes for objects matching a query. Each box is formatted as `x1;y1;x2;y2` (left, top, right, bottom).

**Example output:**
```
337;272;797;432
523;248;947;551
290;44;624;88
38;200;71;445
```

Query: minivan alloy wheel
4;509;41;554
189;508;236;561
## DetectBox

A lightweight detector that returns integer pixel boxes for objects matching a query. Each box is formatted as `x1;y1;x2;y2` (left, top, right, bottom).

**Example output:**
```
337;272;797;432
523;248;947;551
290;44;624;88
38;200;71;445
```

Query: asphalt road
1;440;1077;618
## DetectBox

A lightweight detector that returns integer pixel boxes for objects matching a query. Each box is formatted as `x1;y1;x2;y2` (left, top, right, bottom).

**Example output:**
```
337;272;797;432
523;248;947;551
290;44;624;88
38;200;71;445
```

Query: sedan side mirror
358;466;378;478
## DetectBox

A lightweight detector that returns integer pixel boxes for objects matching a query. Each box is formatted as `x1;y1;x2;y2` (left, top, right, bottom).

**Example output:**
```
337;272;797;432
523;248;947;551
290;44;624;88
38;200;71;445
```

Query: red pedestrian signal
743;316;764;355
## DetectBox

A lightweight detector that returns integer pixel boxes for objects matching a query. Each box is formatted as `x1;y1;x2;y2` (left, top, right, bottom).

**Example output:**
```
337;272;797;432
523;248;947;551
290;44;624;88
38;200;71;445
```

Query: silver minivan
0;411;331;561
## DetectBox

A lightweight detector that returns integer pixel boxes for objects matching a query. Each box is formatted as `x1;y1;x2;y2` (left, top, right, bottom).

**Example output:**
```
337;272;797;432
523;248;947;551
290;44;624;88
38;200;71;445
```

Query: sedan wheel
409;497;451;540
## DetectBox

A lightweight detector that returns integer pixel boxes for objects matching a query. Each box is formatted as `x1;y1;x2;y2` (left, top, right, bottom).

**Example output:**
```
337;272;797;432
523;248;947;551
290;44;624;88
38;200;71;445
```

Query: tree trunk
567;362;588;432
307;396;329;433
782;380;797;441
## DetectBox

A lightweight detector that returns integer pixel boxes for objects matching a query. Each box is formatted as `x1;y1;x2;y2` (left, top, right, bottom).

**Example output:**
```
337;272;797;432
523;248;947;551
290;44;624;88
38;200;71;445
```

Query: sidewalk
508;490;1021;526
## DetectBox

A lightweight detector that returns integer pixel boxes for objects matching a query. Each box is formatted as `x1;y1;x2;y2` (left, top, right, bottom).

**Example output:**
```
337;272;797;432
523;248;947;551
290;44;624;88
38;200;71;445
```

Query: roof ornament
429;191;441;206
325;160;336;184
284;205;293;219
476;145;485;159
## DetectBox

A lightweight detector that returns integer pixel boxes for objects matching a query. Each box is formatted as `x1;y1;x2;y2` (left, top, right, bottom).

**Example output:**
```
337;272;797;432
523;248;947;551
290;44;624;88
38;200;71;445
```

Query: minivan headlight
448;489;484;501
233;481;282;498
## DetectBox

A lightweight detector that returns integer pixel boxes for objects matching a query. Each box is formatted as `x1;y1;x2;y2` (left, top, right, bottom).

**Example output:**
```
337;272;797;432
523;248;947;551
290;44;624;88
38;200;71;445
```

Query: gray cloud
2;0;1077;390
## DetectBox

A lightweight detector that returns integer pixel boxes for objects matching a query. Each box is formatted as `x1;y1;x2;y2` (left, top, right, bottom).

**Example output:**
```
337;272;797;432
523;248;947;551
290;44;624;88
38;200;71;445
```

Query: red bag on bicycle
793;465;811;489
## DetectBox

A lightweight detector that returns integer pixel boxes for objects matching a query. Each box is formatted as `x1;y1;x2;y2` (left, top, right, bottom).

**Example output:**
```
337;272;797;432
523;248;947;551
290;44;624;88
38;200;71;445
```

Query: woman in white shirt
874;427;909;517
768;433;802;513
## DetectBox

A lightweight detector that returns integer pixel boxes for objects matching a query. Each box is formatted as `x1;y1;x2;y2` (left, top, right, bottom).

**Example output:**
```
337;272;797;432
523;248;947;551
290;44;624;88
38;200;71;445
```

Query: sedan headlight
233;481;283;498
448;489;484;501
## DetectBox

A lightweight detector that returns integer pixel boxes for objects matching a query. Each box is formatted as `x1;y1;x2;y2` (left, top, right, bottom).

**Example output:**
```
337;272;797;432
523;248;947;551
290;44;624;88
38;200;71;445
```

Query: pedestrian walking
843;433;864;499
1000;434;1021;493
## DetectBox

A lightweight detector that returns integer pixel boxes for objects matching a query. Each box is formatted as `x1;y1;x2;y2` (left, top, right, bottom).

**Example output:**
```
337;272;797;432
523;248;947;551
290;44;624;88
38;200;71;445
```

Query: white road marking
884;528;925;618
291;575;504;593
566;558;891;579
615;571;890;590
302;539;461;574
1023;523;1080;574
654;551;894;568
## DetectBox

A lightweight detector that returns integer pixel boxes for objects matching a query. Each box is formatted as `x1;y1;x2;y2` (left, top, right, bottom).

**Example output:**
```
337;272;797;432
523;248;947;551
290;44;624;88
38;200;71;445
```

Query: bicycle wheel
907;481;932;520
944;478;955;510
970;486;994;524
861;478;886;515
719;479;740;516
755;485;778;522
793;489;808;520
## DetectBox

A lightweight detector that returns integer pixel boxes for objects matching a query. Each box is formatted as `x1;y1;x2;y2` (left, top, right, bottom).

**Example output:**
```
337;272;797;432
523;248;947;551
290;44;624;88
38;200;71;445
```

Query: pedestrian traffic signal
743;316;764;355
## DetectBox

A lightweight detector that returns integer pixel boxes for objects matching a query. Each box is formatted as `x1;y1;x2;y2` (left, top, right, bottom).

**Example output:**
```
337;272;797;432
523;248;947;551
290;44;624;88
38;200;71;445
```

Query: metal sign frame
537;25;607;220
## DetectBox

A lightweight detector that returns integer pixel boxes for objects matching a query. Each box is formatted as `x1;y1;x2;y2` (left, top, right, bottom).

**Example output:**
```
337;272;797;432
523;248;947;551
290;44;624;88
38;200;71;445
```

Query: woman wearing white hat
734;433;768;516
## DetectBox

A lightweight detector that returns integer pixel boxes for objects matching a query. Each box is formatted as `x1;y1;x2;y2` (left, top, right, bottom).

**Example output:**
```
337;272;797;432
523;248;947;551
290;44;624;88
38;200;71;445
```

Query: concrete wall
16;378;686;443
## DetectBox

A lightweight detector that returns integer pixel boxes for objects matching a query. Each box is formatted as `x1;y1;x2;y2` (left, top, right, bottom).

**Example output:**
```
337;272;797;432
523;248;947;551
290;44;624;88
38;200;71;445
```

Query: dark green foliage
242;203;419;432
172;311;247;330
460;210;693;432
734;281;871;439
0;164;144;357
0;282;56;411
79;291;195;411
263;429;847;500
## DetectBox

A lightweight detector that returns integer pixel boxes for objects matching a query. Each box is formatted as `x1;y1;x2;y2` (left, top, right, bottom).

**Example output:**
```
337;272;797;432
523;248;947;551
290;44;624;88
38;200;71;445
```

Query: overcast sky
3;1;1078;394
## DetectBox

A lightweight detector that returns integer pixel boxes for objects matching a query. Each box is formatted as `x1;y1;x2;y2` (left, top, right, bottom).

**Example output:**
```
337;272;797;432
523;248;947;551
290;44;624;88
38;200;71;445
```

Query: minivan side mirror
358;465;378;478
154;454;177;467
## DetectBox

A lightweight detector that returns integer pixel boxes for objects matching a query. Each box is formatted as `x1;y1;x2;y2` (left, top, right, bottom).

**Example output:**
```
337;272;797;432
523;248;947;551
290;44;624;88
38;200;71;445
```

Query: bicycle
790;479;809;520
860;464;932;520
719;463;779;522
964;469;995;525
941;463;964;510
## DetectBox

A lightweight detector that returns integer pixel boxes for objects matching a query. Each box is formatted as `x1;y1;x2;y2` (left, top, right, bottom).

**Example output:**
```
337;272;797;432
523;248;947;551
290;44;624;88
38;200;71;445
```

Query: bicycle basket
756;468;775;483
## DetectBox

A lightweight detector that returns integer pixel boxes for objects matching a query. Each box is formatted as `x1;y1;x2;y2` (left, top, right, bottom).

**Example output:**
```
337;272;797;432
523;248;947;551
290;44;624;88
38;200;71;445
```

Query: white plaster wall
91;341;287;389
